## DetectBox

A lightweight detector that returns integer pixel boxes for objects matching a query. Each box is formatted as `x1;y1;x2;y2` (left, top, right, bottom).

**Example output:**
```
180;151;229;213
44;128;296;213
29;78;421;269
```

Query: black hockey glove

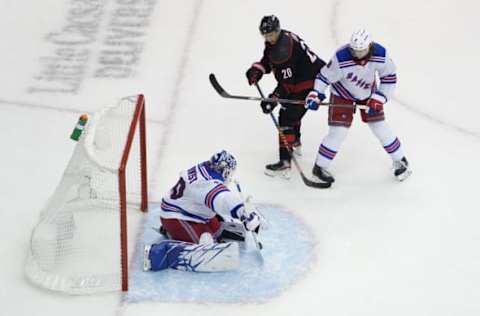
260;93;278;114
246;65;264;85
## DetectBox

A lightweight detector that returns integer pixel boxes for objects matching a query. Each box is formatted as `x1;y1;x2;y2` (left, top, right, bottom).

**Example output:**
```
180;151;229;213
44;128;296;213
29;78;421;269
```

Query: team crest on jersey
346;72;371;89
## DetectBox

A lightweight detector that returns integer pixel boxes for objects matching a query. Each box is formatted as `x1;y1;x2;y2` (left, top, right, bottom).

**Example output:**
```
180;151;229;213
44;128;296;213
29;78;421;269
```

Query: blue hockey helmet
209;150;237;181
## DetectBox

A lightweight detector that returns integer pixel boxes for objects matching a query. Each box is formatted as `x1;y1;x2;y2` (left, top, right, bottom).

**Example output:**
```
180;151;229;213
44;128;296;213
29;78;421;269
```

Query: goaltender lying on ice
143;150;266;272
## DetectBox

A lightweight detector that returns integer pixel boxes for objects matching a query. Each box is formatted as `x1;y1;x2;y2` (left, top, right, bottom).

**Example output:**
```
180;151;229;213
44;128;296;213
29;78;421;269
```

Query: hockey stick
253;83;332;189
209;73;368;110
233;180;264;259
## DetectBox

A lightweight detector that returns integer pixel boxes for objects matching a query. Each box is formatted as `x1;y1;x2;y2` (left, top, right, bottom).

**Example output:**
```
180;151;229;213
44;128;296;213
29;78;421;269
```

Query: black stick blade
301;175;332;189
209;73;229;97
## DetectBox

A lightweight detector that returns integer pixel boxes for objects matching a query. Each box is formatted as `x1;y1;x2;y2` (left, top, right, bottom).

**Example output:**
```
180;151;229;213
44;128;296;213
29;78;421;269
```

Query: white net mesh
25;95;146;294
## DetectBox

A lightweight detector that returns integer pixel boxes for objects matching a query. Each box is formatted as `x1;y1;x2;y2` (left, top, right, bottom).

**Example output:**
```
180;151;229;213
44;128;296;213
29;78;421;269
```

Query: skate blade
396;169;412;182
264;169;291;180
143;245;152;271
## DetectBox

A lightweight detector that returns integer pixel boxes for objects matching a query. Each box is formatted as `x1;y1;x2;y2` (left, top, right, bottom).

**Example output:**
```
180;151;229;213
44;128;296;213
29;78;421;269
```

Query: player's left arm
205;185;242;220
374;52;397;104
211;190;262;232
367;51;397;112
305;55;341;110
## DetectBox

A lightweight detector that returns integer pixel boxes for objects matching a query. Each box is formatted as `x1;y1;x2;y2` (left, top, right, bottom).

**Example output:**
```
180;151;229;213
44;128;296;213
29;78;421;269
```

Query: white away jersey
314;42;397;103
159;162;244;223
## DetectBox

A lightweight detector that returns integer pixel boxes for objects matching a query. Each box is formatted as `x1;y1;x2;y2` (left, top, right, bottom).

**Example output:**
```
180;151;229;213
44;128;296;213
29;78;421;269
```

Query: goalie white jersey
314;42;397;103
159;162;244;223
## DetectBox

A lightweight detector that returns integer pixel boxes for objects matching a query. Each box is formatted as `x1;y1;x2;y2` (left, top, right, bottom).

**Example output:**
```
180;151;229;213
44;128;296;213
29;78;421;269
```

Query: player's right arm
305;55;343;110
246;50;272;85
314;55;343;94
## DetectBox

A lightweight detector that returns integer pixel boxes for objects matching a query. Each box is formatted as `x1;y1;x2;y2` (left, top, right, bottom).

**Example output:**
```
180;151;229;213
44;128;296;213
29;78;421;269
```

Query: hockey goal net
25;95;148;294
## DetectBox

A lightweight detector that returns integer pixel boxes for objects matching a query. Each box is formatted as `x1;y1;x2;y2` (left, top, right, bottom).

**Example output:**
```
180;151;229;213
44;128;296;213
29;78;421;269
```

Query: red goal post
119;94;148;291
26;94;148;294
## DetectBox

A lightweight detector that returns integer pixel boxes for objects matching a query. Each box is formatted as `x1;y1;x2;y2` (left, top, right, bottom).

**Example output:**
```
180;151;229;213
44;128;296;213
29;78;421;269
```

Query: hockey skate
312;164;335;183
143;244;152;271
292;140;302;156
264;160;291;179
393;157;412;181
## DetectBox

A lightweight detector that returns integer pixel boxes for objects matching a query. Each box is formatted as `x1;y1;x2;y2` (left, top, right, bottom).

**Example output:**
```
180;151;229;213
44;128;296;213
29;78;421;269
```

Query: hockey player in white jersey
144;150;265;272
305;29;411;183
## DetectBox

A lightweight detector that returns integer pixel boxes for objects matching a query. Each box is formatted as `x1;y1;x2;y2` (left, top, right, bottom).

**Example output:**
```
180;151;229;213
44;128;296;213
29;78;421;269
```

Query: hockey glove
246;64;264;85
305;90;326;111
366;94;385;114
241;211;262;232
260;93;278;114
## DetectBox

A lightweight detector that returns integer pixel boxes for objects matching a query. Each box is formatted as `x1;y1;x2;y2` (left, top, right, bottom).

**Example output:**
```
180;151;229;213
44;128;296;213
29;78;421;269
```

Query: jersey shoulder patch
335;45;353;63
371;42;386;58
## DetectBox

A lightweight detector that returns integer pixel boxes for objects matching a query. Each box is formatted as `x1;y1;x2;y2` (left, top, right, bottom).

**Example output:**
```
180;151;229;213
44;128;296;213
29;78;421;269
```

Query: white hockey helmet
349;28;372;58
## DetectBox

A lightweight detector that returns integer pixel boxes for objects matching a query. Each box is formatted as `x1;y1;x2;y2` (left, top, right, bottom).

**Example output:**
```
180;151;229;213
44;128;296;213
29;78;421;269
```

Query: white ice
1;0;479;315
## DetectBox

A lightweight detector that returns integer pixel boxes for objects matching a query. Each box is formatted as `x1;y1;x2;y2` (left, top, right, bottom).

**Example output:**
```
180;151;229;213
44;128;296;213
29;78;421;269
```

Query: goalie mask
209;150;237;182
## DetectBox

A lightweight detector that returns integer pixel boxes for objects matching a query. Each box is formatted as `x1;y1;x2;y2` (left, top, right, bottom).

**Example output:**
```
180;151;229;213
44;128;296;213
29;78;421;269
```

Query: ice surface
1;0;480;316
127;204;314;303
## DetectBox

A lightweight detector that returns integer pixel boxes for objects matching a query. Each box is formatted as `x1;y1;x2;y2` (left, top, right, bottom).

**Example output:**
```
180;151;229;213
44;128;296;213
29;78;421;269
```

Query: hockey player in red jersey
246;15;326;179
305;29;412;183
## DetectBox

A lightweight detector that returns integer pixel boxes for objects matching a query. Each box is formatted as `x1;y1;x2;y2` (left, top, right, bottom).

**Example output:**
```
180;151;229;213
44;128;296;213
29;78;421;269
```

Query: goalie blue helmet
209;150;237;181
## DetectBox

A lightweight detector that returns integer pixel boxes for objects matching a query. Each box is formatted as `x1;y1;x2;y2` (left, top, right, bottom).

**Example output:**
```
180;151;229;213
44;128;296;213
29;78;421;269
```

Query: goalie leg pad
146;240;239;272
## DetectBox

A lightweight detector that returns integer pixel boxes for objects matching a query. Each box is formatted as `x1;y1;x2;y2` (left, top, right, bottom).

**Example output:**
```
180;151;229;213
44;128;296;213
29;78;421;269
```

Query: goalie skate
143;245;152;271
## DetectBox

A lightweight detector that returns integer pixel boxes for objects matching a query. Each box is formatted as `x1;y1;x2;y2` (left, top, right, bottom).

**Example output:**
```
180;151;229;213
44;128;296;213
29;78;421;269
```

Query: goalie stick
233;180;264;264
209;73;368;110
